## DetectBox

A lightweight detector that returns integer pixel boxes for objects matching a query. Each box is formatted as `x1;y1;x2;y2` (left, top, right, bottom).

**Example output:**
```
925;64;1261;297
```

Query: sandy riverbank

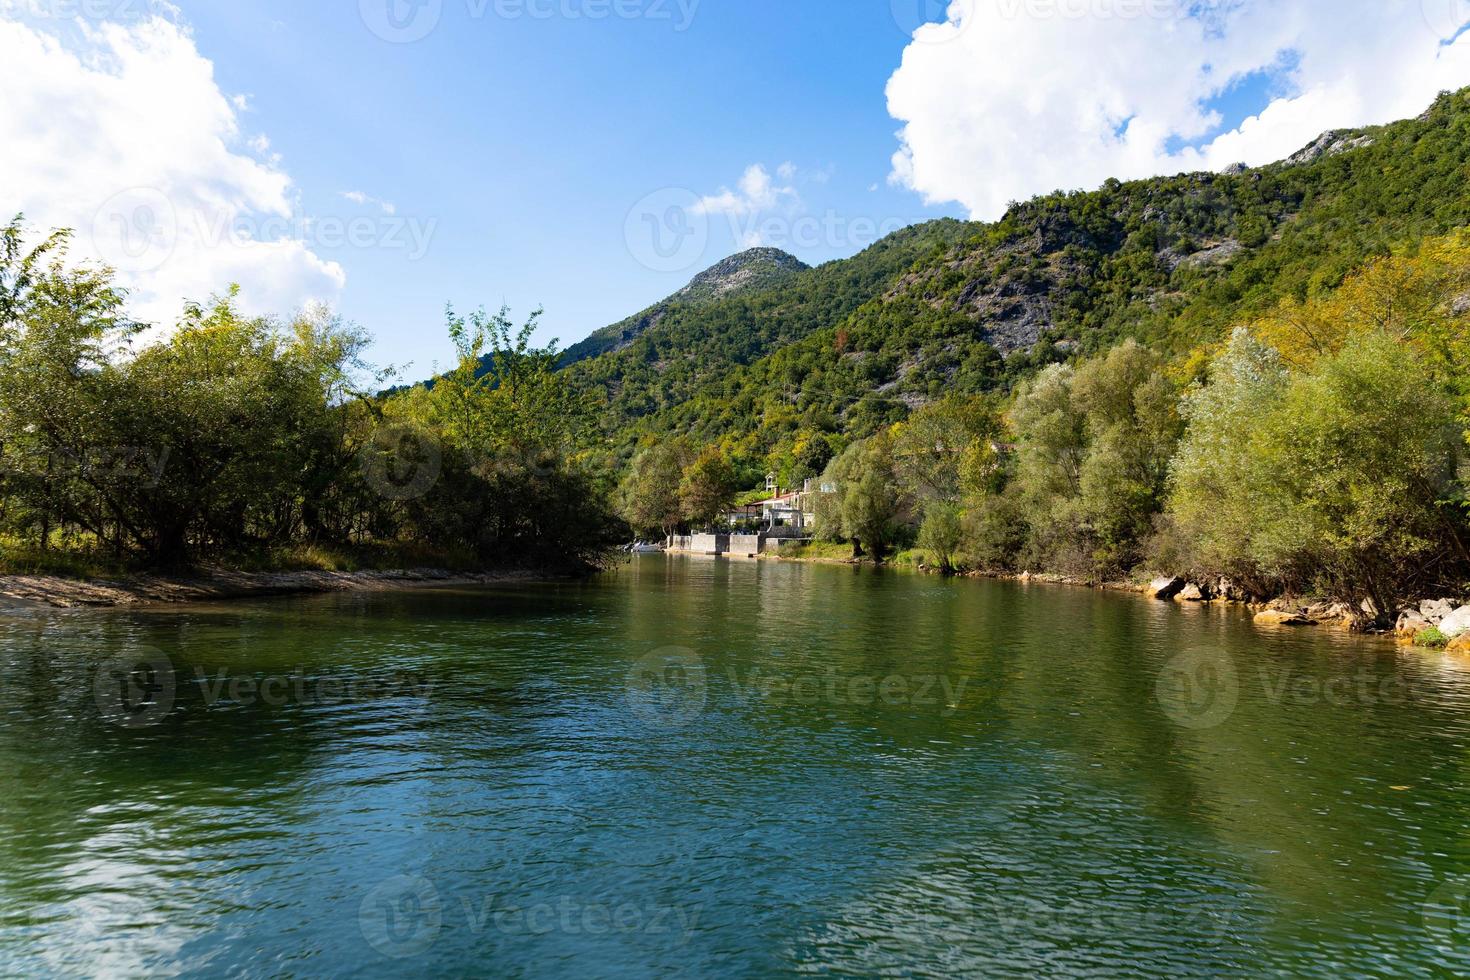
0;567;546;609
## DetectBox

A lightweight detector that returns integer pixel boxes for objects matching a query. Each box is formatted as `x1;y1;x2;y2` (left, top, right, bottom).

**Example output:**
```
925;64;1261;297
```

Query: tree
820;434;903;561
618;441;688;538
1170;328;1465;613
1255;333;1463;615
679;446;739;530
1167;327;1293;594
917;500;962;573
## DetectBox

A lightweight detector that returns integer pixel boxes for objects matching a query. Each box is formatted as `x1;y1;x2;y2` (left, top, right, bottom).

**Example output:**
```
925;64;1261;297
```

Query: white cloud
340;190;397;215
0;12;345;328
886;0;1470;218
695;163;800;220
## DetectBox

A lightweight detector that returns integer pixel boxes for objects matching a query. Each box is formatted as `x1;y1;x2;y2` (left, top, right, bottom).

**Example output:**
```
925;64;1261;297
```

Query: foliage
617;441;689;537
917;500;962;573
680;446;740;530
1416;627;1450;649
819;434;904;561
571;88;1470;472
0;220;624;572
998;341;1182;577
1168;329;1464;612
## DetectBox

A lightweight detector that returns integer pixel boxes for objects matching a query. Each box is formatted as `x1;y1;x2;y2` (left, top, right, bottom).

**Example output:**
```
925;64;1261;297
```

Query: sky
3;0;1470;377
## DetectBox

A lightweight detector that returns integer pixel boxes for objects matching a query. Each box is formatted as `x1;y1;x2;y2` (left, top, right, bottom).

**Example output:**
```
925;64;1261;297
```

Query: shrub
1416;627;1450;649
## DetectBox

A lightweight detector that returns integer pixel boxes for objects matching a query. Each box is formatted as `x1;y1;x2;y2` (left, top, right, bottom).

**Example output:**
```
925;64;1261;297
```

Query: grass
774;540;857;562
0;534;135;578
1416;627;1450;649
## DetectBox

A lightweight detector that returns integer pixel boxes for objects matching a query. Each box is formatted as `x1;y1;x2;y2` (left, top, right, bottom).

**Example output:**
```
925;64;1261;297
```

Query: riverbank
0;566;548;609
756;548;1468;647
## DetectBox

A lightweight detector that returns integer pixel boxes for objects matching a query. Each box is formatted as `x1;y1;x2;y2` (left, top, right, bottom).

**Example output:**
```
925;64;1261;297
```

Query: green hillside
569;88;1470;464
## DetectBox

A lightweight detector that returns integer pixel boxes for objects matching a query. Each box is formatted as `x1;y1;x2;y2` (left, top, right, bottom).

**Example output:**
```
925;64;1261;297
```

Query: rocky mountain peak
674;248;809;302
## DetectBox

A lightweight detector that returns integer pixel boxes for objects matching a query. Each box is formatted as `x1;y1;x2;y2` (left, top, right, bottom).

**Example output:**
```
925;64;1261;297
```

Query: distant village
665;475;830;557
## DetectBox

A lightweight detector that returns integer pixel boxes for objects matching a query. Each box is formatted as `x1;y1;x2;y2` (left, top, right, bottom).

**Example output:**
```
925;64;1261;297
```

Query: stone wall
689;533;726;555
727;534;760;557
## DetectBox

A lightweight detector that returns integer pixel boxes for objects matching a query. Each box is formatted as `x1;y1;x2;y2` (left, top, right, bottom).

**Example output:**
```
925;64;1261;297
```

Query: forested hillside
600;89;1470;618
571;88;1470;476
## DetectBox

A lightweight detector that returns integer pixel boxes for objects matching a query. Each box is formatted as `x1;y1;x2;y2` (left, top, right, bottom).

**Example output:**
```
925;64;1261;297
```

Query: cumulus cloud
0;11;345;328
886;0;1470;218
693;162;815;247
340;190;397;215
696;163;801;219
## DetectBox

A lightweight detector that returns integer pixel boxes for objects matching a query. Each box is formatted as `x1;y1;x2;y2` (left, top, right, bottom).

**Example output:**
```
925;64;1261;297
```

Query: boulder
1420;599;1455;623
1215;578;1247;602
1255;610;1315;627
1439;605;1470;639
1397;609;1432;636
1177;583;1209;602
1449;632;1470;653
1149;576;1186;600
1305;601;1357;627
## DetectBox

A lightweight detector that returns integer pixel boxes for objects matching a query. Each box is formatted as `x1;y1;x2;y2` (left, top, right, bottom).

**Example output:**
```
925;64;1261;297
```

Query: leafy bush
1416;627;1450;649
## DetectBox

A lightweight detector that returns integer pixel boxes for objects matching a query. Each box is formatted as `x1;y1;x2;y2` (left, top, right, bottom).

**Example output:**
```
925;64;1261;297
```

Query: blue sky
6;0;1467;378
171;0;960;373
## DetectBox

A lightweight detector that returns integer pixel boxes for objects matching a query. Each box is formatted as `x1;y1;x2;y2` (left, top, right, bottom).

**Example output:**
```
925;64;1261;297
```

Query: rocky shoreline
0;567;545;610
911;563;1469;649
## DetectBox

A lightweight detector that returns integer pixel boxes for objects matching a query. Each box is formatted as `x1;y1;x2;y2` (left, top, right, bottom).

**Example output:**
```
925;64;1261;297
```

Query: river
2;555;1468;976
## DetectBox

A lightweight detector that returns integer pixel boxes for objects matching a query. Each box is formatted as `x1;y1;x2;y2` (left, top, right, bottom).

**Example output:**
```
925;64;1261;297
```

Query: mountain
557;247;808;367
567;88;1470;465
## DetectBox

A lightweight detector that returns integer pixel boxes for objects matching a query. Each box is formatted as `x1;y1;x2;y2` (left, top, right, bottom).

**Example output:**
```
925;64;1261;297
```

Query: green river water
2;554;1469;977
